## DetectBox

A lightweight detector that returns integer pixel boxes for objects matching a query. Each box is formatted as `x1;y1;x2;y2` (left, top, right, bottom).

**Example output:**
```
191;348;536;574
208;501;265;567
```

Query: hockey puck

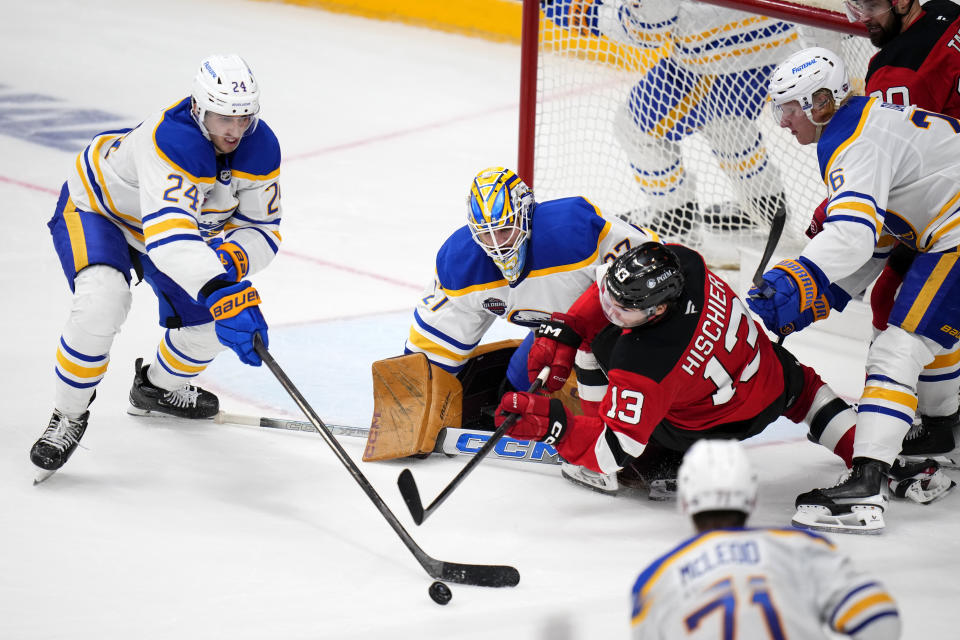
428;580;452;605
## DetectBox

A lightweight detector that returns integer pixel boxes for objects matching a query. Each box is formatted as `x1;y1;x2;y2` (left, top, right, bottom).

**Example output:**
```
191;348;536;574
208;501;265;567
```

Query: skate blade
791;505;885;535
646;479;677;502
33;469;57;485
126;406;214;420
561;466;620;496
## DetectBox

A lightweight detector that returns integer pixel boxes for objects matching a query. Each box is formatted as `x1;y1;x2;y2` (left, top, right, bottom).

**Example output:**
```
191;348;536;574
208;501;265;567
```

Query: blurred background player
30;54;280;479
630;439;902;639
404;165;657;403
542;0;798;236
494;242;863;507
752;46;958;532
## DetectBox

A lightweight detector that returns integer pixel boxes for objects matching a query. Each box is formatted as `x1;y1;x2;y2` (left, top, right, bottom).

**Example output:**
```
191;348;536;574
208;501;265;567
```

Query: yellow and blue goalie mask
466;167;534;282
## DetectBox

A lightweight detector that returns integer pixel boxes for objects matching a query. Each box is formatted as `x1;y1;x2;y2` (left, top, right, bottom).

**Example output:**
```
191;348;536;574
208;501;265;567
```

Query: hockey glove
216;241;250;282
806;198;828;238
529;313;582;392
776;283;851;336
200;279;268;366
495;391;571;446
747;257;833;334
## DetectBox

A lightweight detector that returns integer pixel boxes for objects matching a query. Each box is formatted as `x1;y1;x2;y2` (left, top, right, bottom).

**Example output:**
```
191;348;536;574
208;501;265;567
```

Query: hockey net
519;0;875;268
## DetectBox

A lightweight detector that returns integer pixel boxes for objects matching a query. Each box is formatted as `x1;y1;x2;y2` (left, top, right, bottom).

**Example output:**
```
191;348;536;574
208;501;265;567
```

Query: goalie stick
397;367;550;526
213;411;562;466
252;335;520;588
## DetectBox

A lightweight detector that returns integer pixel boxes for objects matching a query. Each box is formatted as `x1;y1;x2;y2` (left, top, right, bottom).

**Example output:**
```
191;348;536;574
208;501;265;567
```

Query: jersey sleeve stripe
145;234;205;252
832;583;899;635
402;347;462;373
413;309;477;351
232;168;280;181
844;611;900;636
406;329;471;365
225;225;281;254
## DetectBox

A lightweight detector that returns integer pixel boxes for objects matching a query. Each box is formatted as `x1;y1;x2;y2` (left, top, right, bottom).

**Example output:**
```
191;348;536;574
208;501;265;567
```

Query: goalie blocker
363;340;581;462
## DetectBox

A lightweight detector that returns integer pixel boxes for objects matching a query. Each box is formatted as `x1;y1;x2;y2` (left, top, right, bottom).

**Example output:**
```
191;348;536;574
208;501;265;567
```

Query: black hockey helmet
604;242;685;310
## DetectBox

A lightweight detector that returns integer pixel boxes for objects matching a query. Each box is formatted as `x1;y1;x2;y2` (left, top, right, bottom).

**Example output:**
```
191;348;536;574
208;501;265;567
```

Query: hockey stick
214;411;562;466
252;335;520;587
752;205;786;291
397;366;550;526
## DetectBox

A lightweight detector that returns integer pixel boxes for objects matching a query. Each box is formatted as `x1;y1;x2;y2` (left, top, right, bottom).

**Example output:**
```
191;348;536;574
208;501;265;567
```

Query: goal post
516;0;874;268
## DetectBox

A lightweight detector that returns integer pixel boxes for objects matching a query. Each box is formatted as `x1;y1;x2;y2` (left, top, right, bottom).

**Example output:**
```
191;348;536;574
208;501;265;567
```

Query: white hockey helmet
466;167;535;282
677;440;758;517
191;54;260;139
769;47;850;125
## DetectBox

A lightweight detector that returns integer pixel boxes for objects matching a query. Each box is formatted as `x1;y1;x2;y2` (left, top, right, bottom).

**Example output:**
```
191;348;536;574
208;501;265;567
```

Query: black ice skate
30;410;89;477
887;457;956;505
900;412;958;457
128;358;218;419
792;458;889;535
618;444;684;501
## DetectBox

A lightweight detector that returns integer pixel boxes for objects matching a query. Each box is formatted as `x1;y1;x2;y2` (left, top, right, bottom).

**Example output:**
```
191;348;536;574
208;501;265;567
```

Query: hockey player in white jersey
631;439;901;639
30;55;281;478
749;47;958;532
542;0;798;235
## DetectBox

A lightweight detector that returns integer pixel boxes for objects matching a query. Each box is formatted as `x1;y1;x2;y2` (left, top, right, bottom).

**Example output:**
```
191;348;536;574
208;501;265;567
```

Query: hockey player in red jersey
493;243;864;512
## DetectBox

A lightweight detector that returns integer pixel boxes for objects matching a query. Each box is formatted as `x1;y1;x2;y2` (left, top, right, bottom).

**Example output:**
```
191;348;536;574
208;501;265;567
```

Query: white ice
0;1;957;638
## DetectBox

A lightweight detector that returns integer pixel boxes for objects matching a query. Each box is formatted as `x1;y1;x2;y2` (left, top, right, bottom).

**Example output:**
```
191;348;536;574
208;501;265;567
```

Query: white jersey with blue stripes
66;97;282;299
631;527;900;640
405;197;658;373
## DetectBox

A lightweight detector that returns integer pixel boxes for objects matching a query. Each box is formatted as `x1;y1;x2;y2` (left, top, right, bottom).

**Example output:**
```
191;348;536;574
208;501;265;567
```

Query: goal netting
519;0;875;268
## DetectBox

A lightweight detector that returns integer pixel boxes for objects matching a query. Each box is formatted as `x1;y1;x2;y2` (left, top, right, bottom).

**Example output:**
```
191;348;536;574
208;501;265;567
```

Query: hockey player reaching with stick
749;46;958;532
491;242;880;515
30;55;280;480
630;439;901;639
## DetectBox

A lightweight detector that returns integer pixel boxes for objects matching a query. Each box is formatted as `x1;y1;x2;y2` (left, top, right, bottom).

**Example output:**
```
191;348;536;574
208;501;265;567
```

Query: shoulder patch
153;97;216;183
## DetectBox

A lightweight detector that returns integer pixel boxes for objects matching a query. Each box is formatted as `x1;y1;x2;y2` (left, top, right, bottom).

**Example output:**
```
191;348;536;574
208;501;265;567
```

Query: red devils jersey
556;245;785;474
865;0;960;116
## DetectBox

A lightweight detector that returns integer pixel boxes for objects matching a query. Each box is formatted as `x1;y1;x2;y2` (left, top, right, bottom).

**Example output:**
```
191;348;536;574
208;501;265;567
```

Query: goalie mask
467;167;535;282
678;440;758;517
191;54;261;141
769;47;850;126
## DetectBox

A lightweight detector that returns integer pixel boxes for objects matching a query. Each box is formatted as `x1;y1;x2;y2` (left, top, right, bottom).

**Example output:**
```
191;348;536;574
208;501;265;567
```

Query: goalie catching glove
747;256;848;335
528;313;583;392
199;278;268;366
495;391;572;446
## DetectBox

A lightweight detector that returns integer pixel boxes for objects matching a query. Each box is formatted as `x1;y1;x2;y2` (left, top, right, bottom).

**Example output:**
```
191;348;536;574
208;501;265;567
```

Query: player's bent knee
867;325;939;385
168;323;225;360
71;265;131;336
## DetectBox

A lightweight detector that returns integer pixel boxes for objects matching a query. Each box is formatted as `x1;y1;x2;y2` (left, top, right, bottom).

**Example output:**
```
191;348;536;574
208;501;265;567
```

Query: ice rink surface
1;1;958;637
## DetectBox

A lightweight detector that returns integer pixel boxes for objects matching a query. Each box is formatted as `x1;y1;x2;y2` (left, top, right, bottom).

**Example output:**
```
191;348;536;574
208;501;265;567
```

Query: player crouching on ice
748;47;956;532
30;55;280;481
493;241;875;530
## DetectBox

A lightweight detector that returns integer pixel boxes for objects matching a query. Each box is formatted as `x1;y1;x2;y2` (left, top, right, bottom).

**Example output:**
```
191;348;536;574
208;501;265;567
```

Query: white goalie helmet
769;47;850;125
677;440;758;517
191;54;260;139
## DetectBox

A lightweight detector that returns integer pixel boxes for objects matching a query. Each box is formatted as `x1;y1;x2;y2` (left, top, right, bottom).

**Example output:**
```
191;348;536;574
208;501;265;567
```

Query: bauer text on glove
200;279;268;366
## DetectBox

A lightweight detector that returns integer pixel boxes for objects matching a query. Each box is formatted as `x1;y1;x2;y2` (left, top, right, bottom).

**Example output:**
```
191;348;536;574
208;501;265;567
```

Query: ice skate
561;462;619;496
900;413;960;468
618;444;683;501
128;358;218;419
792;458;889;535
888;457;956;505
30;410;89;478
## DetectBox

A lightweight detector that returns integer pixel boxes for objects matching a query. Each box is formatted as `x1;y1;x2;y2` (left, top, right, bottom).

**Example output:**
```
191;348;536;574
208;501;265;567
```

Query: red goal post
517;0;873;268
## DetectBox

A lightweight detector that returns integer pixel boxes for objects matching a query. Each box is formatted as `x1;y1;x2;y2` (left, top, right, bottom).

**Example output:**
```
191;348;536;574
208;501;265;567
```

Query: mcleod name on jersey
66;97;282;299
405;197;658;373
631;528;900;639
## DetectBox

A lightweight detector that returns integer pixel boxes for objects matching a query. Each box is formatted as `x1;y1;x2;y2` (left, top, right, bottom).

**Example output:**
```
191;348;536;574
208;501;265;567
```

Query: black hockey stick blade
252;335;519;587
397;468;426;525
397;367;549;526
752;206;786;290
